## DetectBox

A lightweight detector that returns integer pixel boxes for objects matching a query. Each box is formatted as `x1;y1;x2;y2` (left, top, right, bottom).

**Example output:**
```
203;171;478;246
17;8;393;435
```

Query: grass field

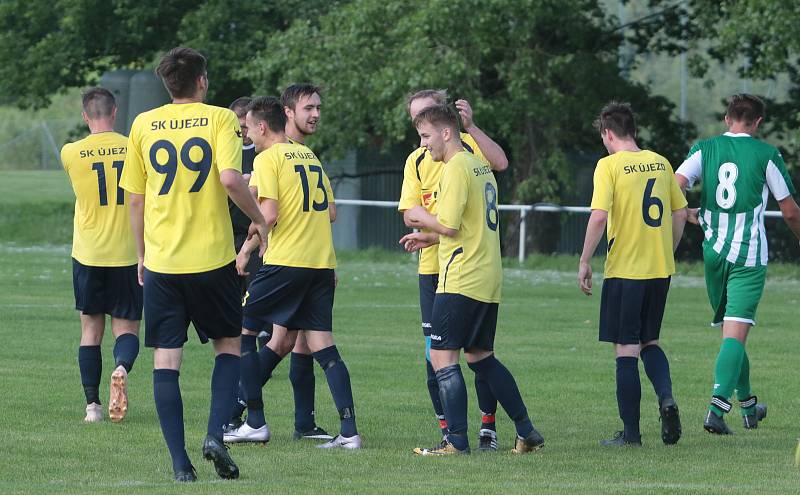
2;243;800;494
2;171;800;494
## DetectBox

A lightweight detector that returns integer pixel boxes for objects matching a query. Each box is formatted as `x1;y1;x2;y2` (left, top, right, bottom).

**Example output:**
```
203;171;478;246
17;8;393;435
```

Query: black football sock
313;345;357;437
474;373;497;432
616;356;641;441
207;353;240;441
112;333;139;373
153;369;191;472
468;355;533;438
78;345;102;404
435;364;469;451
289;352;317;432
640;345;673;404
240;335;265;428
426;359;447;435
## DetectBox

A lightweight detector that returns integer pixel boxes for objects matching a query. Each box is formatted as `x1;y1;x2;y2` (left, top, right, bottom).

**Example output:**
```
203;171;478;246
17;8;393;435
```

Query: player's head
230;96;253;146
725;93;765;131
406;89;448;121
413;104;459;162
246;96;287;152
594;101;637;153
156;47;209;101
281;84;322;137
81;87;116;125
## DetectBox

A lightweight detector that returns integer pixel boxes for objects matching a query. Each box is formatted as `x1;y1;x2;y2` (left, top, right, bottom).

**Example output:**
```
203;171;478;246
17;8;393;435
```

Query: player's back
436;151;501;303
252;141;336;269
121;102;242;274
592;150;685;279
62;132;136;266
690;134;794;265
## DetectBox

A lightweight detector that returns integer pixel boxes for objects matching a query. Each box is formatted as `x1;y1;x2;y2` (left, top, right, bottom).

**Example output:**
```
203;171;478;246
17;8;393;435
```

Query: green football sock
735;351;755;417
709;338;745;416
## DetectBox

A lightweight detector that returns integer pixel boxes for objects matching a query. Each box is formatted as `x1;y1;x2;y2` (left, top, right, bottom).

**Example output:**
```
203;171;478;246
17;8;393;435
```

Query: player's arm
672;207;688;252
220;169;268;256
778;196;800;241
398;153;423;227
129;193;145;286
329;203;337;223
405;205;457;237
456;99;508;172
675;147;702;223
399;231;439;252
578;209;607;296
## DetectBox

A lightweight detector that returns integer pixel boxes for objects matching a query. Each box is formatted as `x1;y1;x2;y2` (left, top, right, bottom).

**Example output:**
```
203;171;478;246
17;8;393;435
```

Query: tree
244;0;693;251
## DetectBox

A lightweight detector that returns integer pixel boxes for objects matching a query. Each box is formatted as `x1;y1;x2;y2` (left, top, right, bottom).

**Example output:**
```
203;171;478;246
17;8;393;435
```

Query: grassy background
2;172;800;494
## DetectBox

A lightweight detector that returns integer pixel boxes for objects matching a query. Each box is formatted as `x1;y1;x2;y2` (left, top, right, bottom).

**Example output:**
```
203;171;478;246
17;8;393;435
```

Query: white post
518;209;527;264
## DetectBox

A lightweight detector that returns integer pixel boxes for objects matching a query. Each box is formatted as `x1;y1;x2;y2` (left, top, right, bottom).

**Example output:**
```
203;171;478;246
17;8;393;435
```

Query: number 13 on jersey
294;164;329;212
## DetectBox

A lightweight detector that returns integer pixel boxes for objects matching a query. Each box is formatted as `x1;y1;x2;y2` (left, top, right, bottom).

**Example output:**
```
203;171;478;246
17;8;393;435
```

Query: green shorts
703;243;766;326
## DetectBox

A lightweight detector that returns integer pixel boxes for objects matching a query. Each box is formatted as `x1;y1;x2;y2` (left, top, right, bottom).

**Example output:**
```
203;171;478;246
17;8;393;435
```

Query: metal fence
333;199;785;262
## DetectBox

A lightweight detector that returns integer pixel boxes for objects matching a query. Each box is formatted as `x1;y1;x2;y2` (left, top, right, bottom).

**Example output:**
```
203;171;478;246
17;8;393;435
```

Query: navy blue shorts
143;262;242;349
72;259;142;320
243;265;334;332
418;274;438;337
599;277;671;345
431;293;498;351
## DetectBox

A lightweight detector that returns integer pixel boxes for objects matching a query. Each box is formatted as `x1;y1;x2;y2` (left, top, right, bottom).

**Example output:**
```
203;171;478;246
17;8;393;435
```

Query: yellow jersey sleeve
437;163;469;230
398;149;423;212
254;149;280;200
590;158;614;211
120;124;146;195
215;109;243;173
63;132;137;266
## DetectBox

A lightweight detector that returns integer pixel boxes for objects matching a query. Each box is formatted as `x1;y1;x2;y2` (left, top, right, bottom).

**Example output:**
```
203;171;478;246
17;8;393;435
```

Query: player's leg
188;262;243;479
639;277;681;445
306;330;361;449
419;274;448;439
108;318;139;422
290;333;323;437
72;259;107;421
415;294;470;455
598;278;643;446
703;258;765;434
78;313;105;422
144;268;194;481
105;262;143;422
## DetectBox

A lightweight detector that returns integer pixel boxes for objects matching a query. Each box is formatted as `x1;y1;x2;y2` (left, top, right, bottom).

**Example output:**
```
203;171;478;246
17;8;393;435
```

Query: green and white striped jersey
676;132;795;266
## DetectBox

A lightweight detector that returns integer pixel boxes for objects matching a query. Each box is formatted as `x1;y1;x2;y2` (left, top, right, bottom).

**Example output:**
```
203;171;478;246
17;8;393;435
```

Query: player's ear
754;116;764;129
81;111;90;125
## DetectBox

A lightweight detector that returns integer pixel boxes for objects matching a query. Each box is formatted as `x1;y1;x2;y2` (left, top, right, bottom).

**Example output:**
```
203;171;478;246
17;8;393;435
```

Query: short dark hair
726;94;765;125
247;96;286;133
156;47;207;99
281;83;322;110
594;101;637;139
229;96;252;117
406;89;448;113
82;87;115;119
412;103;459;132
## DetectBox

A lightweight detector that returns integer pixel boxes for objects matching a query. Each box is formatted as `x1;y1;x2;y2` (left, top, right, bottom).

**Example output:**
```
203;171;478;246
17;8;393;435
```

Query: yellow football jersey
61;132;137;266
590;150;688;279
399;133;488;275
435;151;501;303
120;103;242;274
251;141;336;269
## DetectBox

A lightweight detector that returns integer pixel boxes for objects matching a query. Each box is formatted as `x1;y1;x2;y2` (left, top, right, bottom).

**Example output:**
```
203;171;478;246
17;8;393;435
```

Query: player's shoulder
459;132;480;155
643;149;671;167
406;145;427;165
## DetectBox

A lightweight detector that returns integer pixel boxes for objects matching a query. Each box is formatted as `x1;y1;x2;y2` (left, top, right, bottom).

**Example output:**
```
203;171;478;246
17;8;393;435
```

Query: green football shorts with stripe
703;243;766;326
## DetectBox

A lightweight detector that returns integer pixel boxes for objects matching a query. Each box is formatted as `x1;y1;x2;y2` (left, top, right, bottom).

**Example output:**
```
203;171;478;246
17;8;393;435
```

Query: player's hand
236;251;250;277
687;207;700;225
578;260;593;296
399;232;436;252
137;258;144;287
455;99;474;130
248;220;269;257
